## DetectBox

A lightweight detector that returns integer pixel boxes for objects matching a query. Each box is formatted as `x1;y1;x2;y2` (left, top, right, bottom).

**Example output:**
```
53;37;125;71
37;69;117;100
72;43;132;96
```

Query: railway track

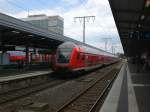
0;78;68;105
0;62;121;112
55;66;120;112
0;65;108;105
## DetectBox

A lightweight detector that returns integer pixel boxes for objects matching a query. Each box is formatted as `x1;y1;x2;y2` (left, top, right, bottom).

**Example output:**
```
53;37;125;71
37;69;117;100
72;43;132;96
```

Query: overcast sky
0;0;123;53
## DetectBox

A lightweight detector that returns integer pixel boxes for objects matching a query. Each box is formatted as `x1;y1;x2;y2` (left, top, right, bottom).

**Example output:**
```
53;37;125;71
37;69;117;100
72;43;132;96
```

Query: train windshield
57;42;75;63
57;48;72;63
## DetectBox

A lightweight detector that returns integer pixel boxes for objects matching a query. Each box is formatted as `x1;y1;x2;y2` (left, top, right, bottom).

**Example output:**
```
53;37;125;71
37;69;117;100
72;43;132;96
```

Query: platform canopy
0;13;111;53
0;13;84;50
109;0;150;56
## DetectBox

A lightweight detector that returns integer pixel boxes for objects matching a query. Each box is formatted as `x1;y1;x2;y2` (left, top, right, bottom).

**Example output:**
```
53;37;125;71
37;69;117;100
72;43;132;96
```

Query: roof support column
0;29;4;51
0;29;6;65
0;29;2;46
0;29;2;65
25;45;29;65
31;47;37;63
33;47;37;54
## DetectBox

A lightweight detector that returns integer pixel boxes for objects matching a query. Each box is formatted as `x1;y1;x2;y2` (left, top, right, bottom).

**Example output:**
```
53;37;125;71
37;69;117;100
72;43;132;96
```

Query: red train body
8;51;51;64
53;42;118;72
8;51;26;62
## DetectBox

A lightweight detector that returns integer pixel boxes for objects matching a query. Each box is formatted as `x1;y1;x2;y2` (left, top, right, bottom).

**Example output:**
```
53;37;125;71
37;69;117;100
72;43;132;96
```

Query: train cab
54;42;77;71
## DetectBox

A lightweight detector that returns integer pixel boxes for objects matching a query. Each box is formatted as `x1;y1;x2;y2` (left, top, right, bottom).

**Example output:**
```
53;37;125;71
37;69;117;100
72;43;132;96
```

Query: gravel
0;64;118;112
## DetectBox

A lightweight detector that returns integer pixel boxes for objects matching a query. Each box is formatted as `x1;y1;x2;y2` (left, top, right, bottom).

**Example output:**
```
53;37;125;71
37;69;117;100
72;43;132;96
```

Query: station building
23;14;64;35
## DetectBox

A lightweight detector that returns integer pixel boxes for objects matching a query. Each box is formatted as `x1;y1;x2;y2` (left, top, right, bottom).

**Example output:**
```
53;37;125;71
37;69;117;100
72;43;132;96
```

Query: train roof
59;42;117;57
81;45;116;57
58;42;77;49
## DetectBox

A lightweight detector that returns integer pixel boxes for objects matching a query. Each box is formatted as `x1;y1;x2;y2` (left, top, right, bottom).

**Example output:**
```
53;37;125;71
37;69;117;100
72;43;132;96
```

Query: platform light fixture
11;30;20;34
28;34;34;37
129;32;134;38
138;24;141;28
140;15;145;20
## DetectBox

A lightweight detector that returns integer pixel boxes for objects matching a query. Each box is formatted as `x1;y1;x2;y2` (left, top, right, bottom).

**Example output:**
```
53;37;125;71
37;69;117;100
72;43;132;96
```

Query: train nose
54;64;70;72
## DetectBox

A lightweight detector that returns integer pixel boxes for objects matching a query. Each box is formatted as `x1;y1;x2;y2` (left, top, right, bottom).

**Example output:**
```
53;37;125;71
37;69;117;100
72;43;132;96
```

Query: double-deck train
8;51;26;62
53;42;119;72
7;51;51;64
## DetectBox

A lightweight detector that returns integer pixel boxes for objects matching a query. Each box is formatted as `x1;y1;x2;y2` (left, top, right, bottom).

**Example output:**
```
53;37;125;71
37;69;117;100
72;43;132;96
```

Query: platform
0;69;53;94
0;69;52;83
100;62;150;112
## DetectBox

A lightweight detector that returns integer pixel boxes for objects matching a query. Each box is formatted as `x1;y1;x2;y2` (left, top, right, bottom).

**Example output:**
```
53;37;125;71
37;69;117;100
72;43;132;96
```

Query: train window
82;54;85;60
57;48;72;63
77;53;84;61
77;53;80;60
86;55;88;59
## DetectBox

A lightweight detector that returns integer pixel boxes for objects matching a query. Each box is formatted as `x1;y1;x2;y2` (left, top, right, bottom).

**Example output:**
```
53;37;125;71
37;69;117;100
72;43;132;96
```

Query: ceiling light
141;15;145;20
138;24;141;28
28;34;34;37
11;30;20;34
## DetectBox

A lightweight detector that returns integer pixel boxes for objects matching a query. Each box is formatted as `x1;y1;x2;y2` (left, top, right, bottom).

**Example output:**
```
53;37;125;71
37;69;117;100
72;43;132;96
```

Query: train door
76;52;84;68
85;53;89;67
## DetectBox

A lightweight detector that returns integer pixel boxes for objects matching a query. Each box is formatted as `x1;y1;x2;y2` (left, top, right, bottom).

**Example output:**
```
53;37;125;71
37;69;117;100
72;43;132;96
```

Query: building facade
23;14;64;35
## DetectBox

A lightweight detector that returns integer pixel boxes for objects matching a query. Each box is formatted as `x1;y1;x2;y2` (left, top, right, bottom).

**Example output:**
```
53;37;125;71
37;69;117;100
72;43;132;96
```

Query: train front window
57;48;72;63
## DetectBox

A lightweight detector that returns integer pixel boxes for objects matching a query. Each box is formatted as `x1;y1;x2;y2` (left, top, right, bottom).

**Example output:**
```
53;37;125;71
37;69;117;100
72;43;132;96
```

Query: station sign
129;31;150;40
140;32;150;39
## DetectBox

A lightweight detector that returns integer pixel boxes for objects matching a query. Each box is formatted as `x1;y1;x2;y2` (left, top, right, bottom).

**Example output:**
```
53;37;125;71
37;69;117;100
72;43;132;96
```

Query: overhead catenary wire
2;0;115;50
79;0;113;37
74;16;95;43
79;0;95;16
2;0;81;37
65;28;82;36
78;0;117;52
5;0;51;16
17;0;88;39
5;0;29;13
33;0;50;9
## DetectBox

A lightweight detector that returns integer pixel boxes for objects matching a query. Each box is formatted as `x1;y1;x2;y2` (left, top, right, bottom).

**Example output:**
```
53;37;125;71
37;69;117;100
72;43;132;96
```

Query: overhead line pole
74;16;95;44
83;17;85;43
102;37;112;51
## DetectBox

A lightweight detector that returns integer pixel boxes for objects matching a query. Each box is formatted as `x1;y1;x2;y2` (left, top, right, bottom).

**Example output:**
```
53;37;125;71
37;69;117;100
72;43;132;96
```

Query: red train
7;51;51;64
53;42;119;72
8;51;26;62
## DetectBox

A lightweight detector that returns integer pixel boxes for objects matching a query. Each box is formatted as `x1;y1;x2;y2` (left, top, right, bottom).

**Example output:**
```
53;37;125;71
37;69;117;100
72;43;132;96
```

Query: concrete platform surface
100;62;150;112
0;70;52;83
